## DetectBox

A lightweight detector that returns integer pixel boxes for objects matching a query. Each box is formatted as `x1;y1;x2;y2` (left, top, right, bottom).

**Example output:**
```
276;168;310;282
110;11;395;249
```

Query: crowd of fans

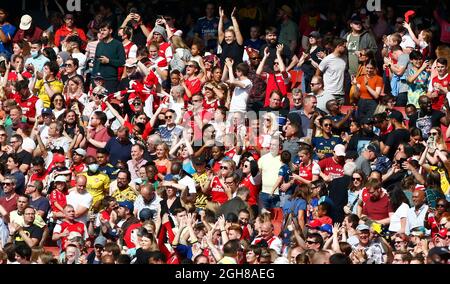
0;0;450;264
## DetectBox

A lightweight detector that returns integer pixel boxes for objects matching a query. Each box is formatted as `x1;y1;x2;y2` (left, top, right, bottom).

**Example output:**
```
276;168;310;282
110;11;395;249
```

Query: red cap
307;219;322;228
53;154;65;163
436;228;448;238
405;10;415;23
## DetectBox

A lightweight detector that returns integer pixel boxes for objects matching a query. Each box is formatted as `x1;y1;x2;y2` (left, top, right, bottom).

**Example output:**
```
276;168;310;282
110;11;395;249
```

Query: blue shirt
25;54;50;73
282;198;307;218
312;135;343;160
194;16;219;51
0;23;16;58
104;138;132;166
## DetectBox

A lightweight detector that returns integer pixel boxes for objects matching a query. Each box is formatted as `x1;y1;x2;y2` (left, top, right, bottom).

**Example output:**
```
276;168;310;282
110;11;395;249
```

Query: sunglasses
220;166;229;170
243;164;250;168
165;115;173;119
250;57;260;60
310;83;320;86
134;102;142;106
352;177;362;181
323;124;332;127
394;240;404;244
429;132;438;136
2;182;13;186
186;64;197;68
436;204;446;207
306;240;317;245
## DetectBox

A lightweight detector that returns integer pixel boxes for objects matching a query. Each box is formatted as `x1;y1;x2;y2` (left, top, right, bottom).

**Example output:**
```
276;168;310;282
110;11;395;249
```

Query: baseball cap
67;231;82;240
356;224;370;231
388;110;404;122
164;174;175;181
307;219;322;228
193;155;206;165
54;175;67;183
319;224;333;235
366;143;380;157
118;201;134;212
94;235;107;247
20;15;32;30
138;208;155;221
410;226;426;237
53;153;66;163
334;144;346;157
125;58;137;68
428;246;450;258
73;148;86;157
309;31;321;38
279;5;293;17
41;108;53;116
92;72;105;80
351;15;362;24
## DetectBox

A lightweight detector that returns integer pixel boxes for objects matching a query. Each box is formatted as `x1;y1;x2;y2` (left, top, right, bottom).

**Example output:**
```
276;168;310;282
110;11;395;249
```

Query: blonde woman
260;112;280;148
154;142;172;181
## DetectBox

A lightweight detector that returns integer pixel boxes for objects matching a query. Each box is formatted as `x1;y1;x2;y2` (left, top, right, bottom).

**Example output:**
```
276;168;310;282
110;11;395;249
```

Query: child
271;151;292;206
49;175;68;219
403;22;432;59
190;40;205;69
314;203;333;225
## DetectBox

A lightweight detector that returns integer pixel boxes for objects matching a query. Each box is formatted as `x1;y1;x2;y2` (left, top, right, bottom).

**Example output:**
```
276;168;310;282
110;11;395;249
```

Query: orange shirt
357;74;383;100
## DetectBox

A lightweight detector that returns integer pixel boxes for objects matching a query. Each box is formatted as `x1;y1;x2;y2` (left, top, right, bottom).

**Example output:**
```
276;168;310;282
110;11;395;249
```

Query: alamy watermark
66;0;81;12
366;0;381;12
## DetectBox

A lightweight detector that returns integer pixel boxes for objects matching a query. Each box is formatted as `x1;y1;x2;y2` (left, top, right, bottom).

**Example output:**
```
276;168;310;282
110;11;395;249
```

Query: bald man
407;190;428;234
66;175;93;224
133;183;161;222
251;222;282;255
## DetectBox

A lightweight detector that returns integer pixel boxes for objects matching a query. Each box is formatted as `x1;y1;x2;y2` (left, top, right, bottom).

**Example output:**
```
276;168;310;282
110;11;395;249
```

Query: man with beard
14;79;41;125
361;178;393;226
409;94;450;140
277;5;298;54
111;170;137;203
63;110;85;141
259;26;298;72
82;156;110;212
86;111;111;157
54;13;87;49
0;8;16;58
26;180;50;222
104;126;133;166
93;21;126;93
28;157;47;186
12;14;42;44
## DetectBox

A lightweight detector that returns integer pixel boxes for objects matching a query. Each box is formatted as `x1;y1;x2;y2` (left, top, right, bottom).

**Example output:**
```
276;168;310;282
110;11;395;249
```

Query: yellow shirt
82;172;110;205
258;153;282;195
9;210;46;228
35;79;64;108
112;186;137;203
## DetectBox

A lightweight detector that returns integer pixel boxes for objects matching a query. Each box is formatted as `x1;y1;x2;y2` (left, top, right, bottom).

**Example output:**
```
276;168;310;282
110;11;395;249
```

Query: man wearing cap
93;21;126;93
381;111;410;160
66;175;93;225
54;13;87;49
52;204;89;250
344;15;377;76
355;143;380;176
351;224;383;264
70;148;87;177
0;8;16;59
318;144;346;182
277;5;298;54
87;235;107;264
12;14;43;44
116;200;140;242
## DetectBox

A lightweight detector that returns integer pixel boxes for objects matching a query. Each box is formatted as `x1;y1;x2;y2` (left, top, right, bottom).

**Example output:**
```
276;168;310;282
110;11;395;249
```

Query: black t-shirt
409;110;444;139
259;43;292;72
220;41;244;68
347;131;378;153
17;150;32;166
14;224;43;246
30;196;50;220
385;128;411;159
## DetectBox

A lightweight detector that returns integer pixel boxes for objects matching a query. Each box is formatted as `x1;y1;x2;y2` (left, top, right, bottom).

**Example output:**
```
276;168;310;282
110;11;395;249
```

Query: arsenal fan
13;79;42;125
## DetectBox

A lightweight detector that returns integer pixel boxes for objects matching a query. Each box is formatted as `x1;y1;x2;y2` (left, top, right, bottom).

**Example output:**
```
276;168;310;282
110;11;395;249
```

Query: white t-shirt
72;52;87;75
22;137;37;153
229;78;252;113
388;202;409;234
66;190;93;224
319;53;346;96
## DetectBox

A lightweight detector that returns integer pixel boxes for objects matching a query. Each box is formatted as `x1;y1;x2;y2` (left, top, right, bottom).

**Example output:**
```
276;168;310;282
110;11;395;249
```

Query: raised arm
256;47;269;75
218;7;225;44
230;7;243;45
276;44;286;72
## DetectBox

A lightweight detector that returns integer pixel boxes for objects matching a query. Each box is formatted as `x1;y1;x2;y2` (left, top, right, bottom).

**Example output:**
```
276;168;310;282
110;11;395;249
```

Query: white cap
20;15;33;30
54;175;67;183
334;144;346;157
74;148;86;157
